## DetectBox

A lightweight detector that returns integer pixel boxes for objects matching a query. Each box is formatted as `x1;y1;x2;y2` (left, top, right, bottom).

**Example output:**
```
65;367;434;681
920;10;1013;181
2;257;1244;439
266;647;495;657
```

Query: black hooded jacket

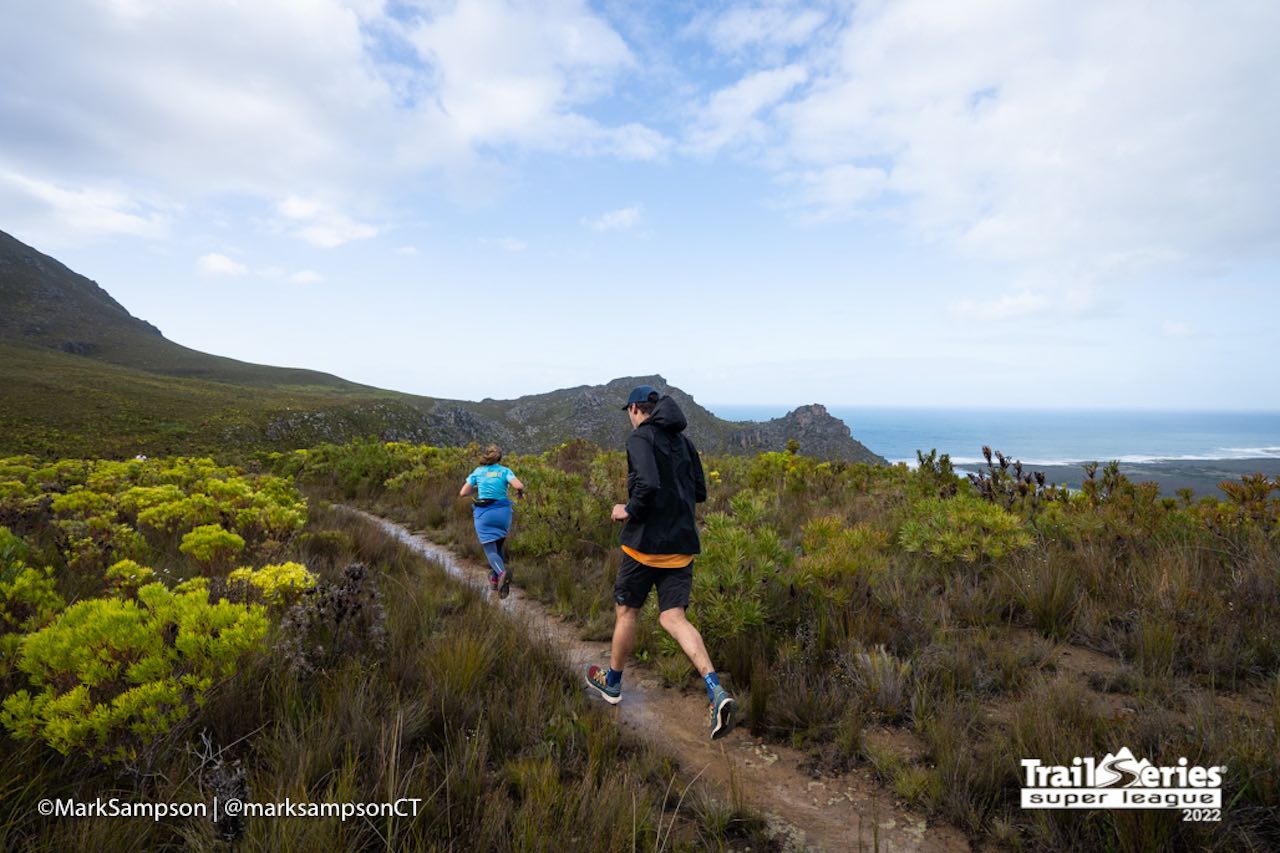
621;395;707;555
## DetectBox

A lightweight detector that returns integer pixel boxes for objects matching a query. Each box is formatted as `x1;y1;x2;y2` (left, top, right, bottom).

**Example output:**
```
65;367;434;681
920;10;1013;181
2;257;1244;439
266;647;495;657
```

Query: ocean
708;406;1280;467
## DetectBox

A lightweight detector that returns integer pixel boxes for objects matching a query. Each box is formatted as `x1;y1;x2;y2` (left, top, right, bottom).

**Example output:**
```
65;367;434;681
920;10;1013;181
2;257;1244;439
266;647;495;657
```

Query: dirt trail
340;506;971;853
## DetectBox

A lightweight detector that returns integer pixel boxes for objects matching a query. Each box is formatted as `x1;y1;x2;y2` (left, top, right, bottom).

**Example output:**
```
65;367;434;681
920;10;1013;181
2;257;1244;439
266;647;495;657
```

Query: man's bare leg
657;607;713;676
610;603;639;672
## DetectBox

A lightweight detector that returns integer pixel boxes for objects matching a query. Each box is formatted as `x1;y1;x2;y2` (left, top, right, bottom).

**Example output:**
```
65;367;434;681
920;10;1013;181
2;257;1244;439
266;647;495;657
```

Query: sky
1;0;1277;410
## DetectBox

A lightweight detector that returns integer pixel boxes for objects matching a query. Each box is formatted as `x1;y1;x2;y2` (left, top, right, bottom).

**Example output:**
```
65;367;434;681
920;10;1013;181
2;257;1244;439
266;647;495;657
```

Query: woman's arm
460;481;474;497
509;476;525;491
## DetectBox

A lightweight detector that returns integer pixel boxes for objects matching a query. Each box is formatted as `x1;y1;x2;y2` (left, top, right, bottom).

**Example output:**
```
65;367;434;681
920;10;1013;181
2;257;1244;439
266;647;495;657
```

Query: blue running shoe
709;686;736;740
585;665;621;705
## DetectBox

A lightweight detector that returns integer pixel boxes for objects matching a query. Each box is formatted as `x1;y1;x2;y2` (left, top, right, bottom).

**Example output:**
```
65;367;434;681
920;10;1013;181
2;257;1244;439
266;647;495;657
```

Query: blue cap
622;385;660;409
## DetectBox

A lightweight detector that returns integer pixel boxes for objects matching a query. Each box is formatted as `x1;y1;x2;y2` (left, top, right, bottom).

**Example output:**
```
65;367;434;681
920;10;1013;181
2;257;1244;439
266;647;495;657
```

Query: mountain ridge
0;229;884;463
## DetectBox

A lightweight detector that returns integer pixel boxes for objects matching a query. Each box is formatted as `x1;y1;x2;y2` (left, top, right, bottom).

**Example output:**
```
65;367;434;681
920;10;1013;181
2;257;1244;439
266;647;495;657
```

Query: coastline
952;457;1280;499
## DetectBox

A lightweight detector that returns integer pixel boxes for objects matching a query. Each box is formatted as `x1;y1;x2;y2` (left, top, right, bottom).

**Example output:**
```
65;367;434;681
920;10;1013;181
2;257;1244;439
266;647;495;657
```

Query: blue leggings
481;537;507;577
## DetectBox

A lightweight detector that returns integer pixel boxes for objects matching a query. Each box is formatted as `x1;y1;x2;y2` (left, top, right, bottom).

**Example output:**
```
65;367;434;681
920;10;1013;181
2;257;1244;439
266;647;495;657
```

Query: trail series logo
1021;748;1225;820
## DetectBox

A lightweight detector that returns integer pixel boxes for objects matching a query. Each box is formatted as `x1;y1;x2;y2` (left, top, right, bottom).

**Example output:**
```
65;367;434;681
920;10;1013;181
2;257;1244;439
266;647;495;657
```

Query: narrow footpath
339;505;971;853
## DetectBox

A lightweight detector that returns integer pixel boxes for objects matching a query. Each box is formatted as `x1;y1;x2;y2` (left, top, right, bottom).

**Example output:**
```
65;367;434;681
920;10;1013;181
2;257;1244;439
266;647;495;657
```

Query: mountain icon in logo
1095;748;1148;788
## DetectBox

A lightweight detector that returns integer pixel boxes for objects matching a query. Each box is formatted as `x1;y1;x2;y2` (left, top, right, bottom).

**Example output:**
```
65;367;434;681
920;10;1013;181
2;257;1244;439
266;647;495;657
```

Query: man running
585;385;736;740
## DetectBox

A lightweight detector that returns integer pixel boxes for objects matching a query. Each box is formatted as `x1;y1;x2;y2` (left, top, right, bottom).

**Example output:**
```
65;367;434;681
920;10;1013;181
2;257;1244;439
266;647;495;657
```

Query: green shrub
49;488;113;520
795;515;889;603
137;495;221;534
104;558;156;592
1;582;267;763
1;563;66;676
228;561;315;608
0;525;29;570
898;494;1033;564
689;509;789;677
179;523;245;571
116;484;185;517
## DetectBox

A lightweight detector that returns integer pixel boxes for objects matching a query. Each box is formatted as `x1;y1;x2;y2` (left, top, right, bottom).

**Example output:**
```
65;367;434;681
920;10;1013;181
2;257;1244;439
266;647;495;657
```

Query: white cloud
583;205;642;232
0;170;168;246
1162;321;1192;338
0;2;394;208
400;0;664;159
688;65;808;154
216;257;321;282
692;1;832;57
480;237;527;252
698;0;1280;271
394;245;420;256
275;195;378;248
197;252;247;276
775;164;888;219
0;0;665;247
951;290;1049;322
950;284;1097;322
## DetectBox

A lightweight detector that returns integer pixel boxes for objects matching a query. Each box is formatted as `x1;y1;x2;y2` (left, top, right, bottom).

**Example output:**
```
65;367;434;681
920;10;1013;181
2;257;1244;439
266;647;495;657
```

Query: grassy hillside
0;341;425;458
1;229;883;462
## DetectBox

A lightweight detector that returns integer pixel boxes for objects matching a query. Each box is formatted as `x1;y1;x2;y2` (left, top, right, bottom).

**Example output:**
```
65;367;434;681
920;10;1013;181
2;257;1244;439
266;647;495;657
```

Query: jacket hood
644;395;687;433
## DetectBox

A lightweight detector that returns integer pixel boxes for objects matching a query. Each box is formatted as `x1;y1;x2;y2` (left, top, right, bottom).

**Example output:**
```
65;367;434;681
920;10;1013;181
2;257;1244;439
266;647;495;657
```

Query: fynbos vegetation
290;438;1280;851
0;454;767;850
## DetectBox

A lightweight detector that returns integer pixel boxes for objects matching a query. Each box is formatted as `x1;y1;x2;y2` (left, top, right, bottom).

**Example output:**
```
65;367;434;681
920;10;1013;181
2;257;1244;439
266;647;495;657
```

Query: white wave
894;447;1280;468
1114;448;1280;463
1218;446;1280;457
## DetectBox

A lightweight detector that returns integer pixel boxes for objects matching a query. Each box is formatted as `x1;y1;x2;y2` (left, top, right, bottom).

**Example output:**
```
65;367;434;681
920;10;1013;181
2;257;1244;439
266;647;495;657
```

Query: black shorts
613;551;693;612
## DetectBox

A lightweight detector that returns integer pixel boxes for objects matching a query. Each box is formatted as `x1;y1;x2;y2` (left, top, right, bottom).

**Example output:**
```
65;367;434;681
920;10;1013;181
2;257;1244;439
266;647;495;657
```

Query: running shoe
499;567;511;599
585;665;621;705
709;685;736;740
488;572;500;592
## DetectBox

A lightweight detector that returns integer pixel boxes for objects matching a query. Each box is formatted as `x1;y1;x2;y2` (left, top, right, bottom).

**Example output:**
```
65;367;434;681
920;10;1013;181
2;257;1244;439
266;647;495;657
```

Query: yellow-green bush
1;564;66;677
50;488;113;520
685;507;792;676
1;582;267;763
104;558;156;592
0;479;31;500
897;494;1033;564
116;484;185;516
179;524;245;570
797;515;889;594
137;494;221;533
228;561;315;608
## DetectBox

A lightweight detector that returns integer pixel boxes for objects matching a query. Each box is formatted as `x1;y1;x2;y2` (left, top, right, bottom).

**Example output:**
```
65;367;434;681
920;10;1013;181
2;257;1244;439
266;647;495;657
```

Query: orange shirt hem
621;545;694;569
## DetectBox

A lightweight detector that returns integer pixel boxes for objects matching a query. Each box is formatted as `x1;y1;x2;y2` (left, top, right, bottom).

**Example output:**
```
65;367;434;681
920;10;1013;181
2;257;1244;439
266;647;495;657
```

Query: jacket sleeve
687;437;707;503
624;430;659;521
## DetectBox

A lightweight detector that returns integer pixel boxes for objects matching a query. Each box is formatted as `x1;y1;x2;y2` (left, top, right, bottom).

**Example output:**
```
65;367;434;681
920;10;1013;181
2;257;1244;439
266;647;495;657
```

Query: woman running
459;444;525;597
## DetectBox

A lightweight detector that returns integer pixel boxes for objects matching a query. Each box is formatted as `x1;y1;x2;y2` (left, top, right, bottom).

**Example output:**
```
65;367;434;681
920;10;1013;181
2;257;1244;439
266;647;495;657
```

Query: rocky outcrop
417;376;886;463
252;377;885;463
725;403;881;463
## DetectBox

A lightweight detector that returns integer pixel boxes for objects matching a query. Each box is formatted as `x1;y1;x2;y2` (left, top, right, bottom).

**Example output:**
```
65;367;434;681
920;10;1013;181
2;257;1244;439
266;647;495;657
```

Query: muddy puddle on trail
340;506;971;853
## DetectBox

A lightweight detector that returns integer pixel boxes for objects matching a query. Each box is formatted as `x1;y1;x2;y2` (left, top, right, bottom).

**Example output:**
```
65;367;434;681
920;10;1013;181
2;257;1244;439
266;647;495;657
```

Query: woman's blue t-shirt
467;464;517;501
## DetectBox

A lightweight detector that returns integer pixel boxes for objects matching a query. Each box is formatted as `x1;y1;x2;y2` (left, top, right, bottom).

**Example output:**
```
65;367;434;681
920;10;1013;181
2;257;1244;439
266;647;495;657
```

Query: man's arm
687;437;707;503
623;430;659;520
